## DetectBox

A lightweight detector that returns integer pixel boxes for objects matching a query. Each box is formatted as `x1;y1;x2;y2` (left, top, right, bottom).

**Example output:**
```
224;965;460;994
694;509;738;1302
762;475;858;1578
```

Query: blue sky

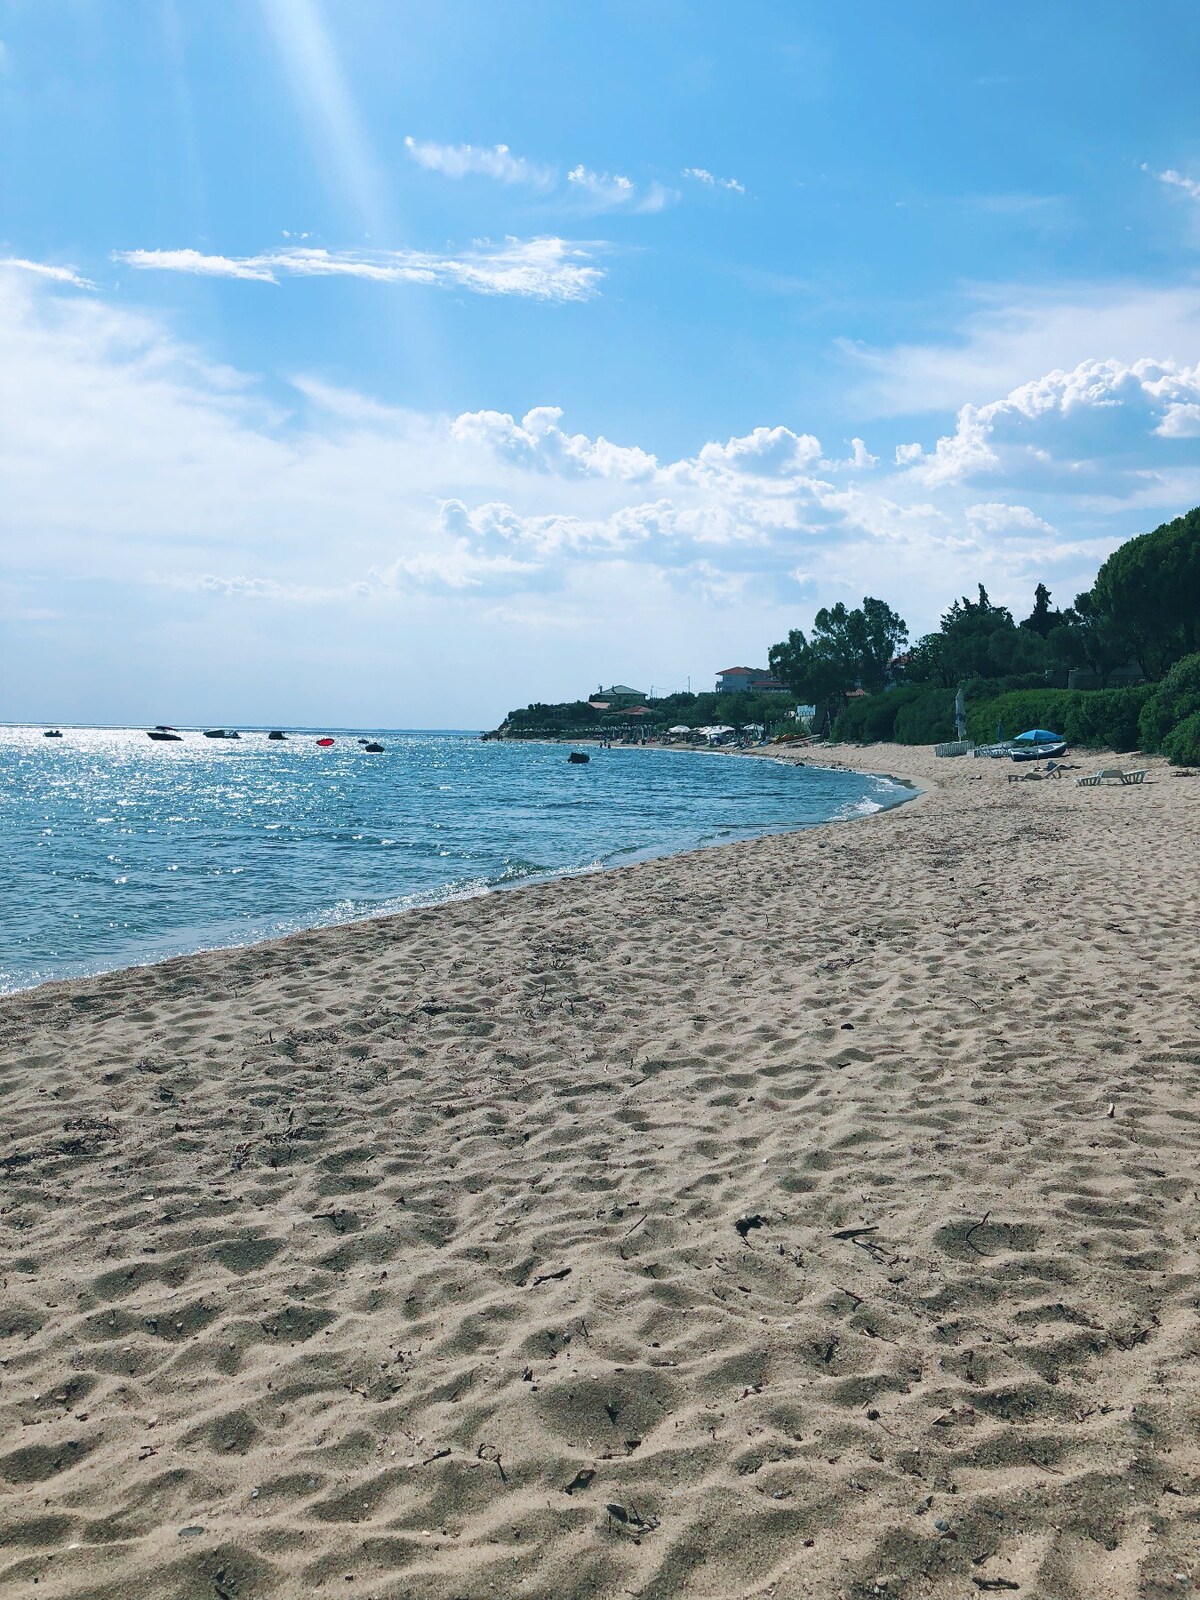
3;1;1200;727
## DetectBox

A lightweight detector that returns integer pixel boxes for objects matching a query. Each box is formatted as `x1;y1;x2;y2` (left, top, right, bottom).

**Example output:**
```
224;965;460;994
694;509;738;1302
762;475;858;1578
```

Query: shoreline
3;744;1194;1600
2;744;919;1002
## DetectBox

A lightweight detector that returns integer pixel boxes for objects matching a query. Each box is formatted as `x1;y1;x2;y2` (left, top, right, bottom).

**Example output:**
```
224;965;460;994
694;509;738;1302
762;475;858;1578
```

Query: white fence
934;740;974;757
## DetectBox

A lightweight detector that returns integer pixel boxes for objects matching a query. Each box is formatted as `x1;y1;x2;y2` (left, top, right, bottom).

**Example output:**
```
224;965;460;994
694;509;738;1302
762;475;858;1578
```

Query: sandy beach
3;746;1199;1600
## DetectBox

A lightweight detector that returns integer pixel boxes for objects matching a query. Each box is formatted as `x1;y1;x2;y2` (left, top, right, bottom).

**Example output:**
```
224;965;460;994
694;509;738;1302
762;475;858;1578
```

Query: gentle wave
1;728;913;991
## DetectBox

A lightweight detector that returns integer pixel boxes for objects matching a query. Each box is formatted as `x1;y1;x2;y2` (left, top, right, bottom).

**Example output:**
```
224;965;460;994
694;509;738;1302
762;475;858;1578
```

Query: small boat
317;737;335;748
43;729;62;738
203;729;240;739
147;729;182;742
1010;741;1066;763
363;740;385;753
568;751;591;764
267;730;287;741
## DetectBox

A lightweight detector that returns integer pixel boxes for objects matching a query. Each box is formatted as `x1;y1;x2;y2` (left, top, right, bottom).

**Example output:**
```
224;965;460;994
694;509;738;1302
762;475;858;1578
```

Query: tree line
765;506;1200;758
768;505;1200;716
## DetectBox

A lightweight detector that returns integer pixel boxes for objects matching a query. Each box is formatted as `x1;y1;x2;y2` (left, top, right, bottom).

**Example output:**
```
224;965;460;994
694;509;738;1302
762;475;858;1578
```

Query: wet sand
2;746;1199;1599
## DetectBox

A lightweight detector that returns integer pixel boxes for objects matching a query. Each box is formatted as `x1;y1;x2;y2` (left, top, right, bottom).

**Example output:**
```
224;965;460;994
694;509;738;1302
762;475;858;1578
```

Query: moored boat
1010;741;1066;762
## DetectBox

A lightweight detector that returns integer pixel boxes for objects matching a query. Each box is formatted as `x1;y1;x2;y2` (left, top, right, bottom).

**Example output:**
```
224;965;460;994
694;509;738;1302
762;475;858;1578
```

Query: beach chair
1077;767;1147;786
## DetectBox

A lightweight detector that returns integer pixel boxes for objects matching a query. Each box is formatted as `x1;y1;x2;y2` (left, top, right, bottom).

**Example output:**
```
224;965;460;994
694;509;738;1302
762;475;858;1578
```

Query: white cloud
449;406;658;480
566;164;677;214
966;502;1055;536
158;573;369;602
849;282;1200;415
682;167;745;195
567;164;634;205
826;437;878;471
1158;402;1200;438
113;238;604;302
116;248;277;283
404;136;553;187
3;267;1198;725
1151;166;1200;203
0;257;95;289
372;536;540;593
900;357;1200;487
691;425;823;479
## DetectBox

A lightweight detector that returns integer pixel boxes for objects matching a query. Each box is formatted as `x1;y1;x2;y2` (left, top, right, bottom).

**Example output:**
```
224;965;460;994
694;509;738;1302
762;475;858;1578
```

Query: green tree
769;596;908;712
1021;582;1059;638
906;584;1052;684
1090;507;1200;679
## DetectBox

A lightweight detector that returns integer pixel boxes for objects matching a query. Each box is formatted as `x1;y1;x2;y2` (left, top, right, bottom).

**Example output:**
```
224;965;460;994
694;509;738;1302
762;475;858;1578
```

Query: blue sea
0;726;912;993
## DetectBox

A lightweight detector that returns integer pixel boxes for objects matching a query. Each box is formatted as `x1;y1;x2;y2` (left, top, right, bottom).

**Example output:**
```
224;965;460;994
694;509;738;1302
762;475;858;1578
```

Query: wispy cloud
404;136;553;187
113;239;605;301
1148;165;1200;203
0;257;95;289
403;134;679;213
567;164;677;213
682;167;746;195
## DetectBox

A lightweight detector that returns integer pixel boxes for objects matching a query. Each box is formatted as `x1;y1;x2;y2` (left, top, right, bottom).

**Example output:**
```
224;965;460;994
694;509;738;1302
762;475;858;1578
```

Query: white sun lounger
1076;767;1147;786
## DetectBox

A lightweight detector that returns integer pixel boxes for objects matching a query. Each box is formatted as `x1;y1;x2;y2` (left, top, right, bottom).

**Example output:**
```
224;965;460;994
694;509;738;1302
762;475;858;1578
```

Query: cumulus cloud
850;282;1200;414
0;257;95;289
3;266;1199;721
114;239;604;302
691;426;823;479
404;136;553;187
899;357;1200;487
1158;402;1200;438
682;167;745;195
450;406;658;480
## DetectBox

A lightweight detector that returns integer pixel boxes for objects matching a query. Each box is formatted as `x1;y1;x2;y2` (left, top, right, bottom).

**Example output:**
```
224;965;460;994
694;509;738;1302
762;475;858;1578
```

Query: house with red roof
715;666;788;694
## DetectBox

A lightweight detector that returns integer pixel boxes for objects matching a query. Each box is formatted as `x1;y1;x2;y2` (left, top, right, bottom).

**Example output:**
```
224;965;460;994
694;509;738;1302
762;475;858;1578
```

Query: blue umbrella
1014;728;1063;744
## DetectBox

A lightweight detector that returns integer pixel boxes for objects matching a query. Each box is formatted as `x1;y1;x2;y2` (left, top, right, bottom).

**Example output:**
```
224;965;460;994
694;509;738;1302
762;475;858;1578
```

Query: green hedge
832;685;958;744
967;686;1150;752
1138;652;1200;750
1163;710;1200;766
893;688;957;744
1061;686;1151;750
834;682;1153;750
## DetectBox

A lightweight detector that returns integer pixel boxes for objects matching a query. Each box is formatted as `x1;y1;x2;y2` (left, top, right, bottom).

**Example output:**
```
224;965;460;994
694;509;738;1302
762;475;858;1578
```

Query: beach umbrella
667;724;691;734
1013;728;1063;744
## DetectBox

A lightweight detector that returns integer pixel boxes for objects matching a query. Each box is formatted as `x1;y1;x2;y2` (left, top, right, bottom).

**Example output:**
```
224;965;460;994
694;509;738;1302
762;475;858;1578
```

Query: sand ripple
2;749;1199;1598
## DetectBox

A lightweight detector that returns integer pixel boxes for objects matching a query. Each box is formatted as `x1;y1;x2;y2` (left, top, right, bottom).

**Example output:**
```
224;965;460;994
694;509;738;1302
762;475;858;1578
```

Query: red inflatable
317;737;335;747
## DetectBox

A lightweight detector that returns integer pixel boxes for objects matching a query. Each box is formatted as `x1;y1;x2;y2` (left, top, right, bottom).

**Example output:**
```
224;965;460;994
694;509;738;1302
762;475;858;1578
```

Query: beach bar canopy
1014;728;1065;744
